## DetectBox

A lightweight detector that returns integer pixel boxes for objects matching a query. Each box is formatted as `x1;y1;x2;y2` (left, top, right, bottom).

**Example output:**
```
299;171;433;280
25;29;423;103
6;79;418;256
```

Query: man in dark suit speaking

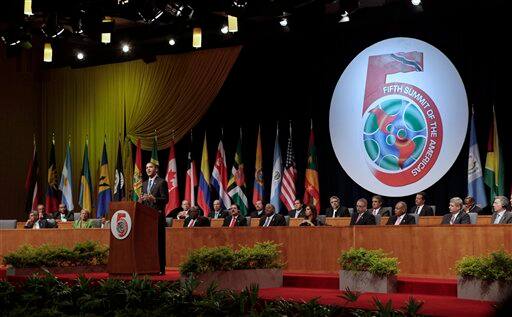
140;161;168;274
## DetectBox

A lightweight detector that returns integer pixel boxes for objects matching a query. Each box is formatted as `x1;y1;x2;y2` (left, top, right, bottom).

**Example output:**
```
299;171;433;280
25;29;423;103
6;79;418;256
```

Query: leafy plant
339;286;361;302
2;241;109;268
400;296;424;317
179;241;283;275
455;250;512;281
338;248;399;277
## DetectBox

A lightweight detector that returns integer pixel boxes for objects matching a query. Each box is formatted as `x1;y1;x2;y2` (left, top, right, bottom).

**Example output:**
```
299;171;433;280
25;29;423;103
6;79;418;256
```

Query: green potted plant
455;250;512;301
3;241;109;276
338;248;399;293
179;241;284;292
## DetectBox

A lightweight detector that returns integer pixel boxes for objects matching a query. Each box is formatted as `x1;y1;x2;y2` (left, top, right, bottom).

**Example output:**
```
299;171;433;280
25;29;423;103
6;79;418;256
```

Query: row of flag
24;122;321;218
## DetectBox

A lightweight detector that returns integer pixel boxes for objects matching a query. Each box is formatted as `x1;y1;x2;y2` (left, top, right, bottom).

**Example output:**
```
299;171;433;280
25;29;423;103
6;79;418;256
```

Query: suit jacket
350;211;376;225
184;216;210;227
141;176;169;212
208;210;228;219
222;215;247;227
386;214;416;225
368;208;390;217
259;214;287;226
467;205;483;214
441;212;471;225
25;218;57;229
324;206;350;217
289;208;305;219
409;205;434;216
490;211;512;224
249;210;265;218
52;211;74;221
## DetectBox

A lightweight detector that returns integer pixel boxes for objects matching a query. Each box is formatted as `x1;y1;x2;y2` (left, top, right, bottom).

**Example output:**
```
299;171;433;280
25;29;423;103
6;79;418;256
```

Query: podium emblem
111;210;132;240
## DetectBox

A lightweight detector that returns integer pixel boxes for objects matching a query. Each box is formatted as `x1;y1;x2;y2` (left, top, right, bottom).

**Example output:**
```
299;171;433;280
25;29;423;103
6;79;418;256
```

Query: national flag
184;143;197;206
197;133;211;214
270;125;282;213
467;110;487;208
227;130;248;215
113;139;125;201
280;123;297;211
151;134;159;166
79;139;93;212
165;140;180;215
122;138;133;199
132;139;142;201
96;140;112;218
45;136;60;214
253;126;264;206
484;107;505;205
211;139;231;209
59;140;74;211
25;137;41;212
303;122;321;211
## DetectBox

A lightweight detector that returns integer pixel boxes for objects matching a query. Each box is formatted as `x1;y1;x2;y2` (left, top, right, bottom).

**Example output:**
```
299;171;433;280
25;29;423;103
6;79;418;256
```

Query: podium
108;201;160;274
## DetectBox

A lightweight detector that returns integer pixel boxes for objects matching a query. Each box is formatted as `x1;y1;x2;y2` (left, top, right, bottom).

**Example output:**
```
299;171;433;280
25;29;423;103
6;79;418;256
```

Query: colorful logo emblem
110;210;132;240
330;38;467;196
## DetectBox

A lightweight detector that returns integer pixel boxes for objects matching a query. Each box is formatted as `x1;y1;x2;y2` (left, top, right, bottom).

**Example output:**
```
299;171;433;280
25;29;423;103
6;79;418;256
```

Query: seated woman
73;209;93;228
299;205;323;226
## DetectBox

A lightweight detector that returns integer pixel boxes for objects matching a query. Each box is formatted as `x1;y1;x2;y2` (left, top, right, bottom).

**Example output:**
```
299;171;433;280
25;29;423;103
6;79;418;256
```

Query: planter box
339;270;397;293
457;277;512;302
6;265;107;276
181;268;283;292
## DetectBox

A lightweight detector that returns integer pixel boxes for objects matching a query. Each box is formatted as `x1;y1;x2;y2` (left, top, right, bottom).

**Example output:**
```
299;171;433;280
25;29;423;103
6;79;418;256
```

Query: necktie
356;213;363;224
229;217;236;227
394;215;402;225
416;206;420;214
215;212;219;219
264;217;271;227
295;210;300;218
332;209;337;218
373;209;378;216
188;219;195;227
495;214;502;224
450;214;456;225
148;179;153;192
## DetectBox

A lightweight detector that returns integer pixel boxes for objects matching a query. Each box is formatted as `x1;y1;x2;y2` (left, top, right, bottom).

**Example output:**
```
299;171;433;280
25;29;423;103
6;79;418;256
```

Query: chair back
468;212;478;225
0;219;17;229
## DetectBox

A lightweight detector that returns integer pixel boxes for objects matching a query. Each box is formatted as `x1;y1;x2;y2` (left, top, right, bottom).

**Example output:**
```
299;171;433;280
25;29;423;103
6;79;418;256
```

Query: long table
1;223;510;278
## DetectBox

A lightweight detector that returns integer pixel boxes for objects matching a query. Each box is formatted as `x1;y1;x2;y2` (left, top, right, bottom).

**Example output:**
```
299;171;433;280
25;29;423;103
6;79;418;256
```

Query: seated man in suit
441;197;470;225
184;206;210;227
177;200;191;219
223;204;247;227
463;196;483;214
289;199;305;218
410;192;434;216
73;209;93;228
53;203;74;222
259;203;287;227
369;195;390;217
249;200;265;218
386;201;415;225
325;196;350;217
25;205;57;229
208;199;228;219
491;196;512;224
350;198;376;225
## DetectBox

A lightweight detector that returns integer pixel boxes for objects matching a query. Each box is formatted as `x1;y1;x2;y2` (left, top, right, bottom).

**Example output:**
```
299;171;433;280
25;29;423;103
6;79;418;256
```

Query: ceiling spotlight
411;0;421;5
24;0;33;16
122;43;130;53
279;18;288;27
192;27;201;48
221;25;228;34
43;43;52;62
76;52;85;60
339;11;350;23
232;0;247;8
228;15;238;33
168;38;176;45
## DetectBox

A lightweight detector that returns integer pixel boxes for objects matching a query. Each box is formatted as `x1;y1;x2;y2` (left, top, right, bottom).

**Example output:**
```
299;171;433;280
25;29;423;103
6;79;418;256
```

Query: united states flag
280;126;296;211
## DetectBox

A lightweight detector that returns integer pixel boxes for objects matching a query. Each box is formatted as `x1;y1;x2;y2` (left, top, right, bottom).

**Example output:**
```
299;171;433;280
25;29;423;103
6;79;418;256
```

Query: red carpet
0;268;494;316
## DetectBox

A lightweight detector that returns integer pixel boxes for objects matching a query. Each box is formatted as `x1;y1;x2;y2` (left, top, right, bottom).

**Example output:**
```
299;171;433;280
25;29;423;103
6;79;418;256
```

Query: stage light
411;0;421;5
164;1;194;19
232;0;247;8
42;13;65;38
228;15;238;33
101;17;114;43
168;38;176;45
76;52;85;60
43;43;52;62
339;11;350;23
192;27;201;48
221;25;228;34
24;0;33;16
279;18;288;27
122;43;130;53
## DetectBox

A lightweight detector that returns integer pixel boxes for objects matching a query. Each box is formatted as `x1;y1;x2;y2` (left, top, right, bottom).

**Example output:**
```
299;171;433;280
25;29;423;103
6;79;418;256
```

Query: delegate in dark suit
259;214;287;226
289;208;305;218
386;214;416;225
222;215;247;227
208;210;228;219
52;211;74;221
183;216;210;227
350;211;376;225
491;211;512;224
324;206;350;217
141;174;169;273
441;212;470;225
409;205;434;216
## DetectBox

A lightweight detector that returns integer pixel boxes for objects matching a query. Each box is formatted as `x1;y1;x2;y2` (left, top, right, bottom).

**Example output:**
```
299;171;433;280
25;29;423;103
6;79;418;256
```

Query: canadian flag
164;141;180;215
